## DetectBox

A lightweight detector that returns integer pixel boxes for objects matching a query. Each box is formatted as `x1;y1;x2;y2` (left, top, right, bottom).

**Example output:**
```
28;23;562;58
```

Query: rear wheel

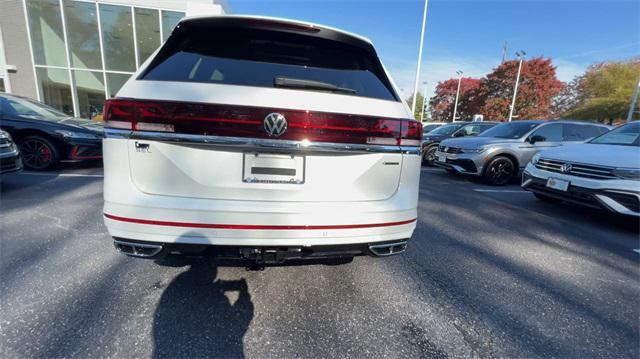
18;136;60;171
422;145;438;166
534;193;563;204
483;156;515;186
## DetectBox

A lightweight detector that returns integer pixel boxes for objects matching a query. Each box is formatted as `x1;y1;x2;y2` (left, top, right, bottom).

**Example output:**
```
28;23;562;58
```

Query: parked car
102;16;422;263
421;122;444;134
422;121;498;166
434;120;611;185
0;129;22;175
522;121;639;216
0;94;103;170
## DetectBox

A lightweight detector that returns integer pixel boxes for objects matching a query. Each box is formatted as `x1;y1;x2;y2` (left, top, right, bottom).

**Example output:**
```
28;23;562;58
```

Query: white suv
102;16;422;263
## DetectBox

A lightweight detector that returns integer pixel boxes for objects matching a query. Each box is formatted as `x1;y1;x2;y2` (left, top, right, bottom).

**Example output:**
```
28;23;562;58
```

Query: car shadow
152;254;254;359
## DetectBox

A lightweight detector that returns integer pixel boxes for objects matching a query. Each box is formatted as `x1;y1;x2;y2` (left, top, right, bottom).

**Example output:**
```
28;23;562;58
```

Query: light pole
508;50;526;122
421;81;428;121
411;0;429;114
452;70;463;122
627;77;640;123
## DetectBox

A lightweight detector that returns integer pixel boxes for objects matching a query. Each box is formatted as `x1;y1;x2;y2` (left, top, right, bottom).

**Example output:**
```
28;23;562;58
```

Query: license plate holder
243;153;305;184
546;177;569;192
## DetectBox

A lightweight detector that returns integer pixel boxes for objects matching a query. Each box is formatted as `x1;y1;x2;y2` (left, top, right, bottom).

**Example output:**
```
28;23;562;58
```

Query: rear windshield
141;23;399;101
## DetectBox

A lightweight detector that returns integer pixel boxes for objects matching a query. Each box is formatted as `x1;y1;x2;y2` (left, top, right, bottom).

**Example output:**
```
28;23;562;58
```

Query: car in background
102;15;421;263
0;93;103;170
422;121;498;166
421;121;444;134
0;129;22;175
523;121;639;216
435;120;611;185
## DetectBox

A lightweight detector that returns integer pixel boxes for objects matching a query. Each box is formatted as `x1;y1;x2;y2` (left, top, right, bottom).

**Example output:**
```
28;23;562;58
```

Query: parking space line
19;172;104;178
473;189;528;194
633;249;640;254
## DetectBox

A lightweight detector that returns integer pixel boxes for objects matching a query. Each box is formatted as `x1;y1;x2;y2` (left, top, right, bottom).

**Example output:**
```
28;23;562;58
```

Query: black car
421;121;498;166
0;94;103;170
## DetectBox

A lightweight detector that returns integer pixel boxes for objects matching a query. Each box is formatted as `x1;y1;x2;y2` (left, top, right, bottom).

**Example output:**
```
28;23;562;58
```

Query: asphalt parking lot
1;165;638;358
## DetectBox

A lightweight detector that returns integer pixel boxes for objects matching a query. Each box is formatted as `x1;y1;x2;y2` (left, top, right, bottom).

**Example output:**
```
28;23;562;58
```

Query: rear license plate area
243;153;305;184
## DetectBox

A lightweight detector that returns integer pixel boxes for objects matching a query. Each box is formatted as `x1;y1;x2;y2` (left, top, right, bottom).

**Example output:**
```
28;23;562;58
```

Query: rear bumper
113;238;409;261
522;163;640;217
104;211;417;246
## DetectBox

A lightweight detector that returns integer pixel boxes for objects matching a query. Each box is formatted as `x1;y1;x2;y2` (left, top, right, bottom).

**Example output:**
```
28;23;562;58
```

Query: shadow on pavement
152;254;254;359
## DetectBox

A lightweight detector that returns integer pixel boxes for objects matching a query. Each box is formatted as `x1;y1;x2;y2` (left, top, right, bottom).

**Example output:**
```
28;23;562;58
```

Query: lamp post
452;70;463;122
627;77;640;123
508;50;526;122
421;81;428;121
411;0;429;114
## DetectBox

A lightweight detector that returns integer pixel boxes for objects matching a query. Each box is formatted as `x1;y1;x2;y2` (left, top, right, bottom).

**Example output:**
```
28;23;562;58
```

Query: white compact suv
102;16;422;263
523;121;640;217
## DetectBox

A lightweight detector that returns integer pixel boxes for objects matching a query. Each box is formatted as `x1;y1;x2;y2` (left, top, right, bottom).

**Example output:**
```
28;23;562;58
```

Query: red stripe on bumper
104;213;416;230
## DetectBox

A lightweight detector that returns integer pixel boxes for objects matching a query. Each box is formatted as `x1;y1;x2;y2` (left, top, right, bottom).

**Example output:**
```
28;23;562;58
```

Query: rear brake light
103;99;421;146
103;99;135;130
399;120;423;146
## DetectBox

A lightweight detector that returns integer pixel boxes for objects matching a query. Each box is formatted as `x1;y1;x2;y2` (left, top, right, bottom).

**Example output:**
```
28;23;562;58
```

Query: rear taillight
103;99;136;130
400;120;423;146
104;99;420;146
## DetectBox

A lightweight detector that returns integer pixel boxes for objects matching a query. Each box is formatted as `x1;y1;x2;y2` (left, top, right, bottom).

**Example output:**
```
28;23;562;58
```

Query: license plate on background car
438;154;446;163
546;177;569;191
243;153;305;184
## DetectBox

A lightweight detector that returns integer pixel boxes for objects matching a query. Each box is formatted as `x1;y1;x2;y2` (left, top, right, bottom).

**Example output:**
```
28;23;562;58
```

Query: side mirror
528;135;545;144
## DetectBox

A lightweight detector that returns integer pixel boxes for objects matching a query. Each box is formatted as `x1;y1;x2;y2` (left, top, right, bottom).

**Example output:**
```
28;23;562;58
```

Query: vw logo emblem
264;113;287;137
561;163;572;173
443;147;449;152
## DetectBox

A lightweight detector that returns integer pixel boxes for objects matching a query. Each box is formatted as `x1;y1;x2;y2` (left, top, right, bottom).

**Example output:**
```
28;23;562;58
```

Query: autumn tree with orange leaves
429;57;564;121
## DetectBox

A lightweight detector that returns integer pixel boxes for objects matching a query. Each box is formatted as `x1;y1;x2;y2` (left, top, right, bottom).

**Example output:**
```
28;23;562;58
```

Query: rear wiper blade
274;76;356;94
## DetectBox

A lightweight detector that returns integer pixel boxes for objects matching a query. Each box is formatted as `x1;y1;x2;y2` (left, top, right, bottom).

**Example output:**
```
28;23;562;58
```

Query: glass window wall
26;0;68;67
63;0;102;70
35;67;73;115
24;1;186;119
135;8;161;66
161;11;184;42
99;4;135;72
73;70;105;121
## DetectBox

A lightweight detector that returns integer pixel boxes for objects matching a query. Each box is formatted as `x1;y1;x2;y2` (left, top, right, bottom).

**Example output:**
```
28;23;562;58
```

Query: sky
230;0;640;100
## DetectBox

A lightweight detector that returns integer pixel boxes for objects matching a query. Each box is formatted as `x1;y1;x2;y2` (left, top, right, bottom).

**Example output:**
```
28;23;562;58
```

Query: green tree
405;92;428;120
562;59;640;124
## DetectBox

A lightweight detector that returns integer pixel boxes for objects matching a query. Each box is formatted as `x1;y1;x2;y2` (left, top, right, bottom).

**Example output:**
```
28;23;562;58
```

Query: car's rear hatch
105;16;420;203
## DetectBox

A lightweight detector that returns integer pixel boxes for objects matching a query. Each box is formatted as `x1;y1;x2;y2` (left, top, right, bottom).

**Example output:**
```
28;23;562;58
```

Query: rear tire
534;193;563;204
483;156;515;186
18;135;60;171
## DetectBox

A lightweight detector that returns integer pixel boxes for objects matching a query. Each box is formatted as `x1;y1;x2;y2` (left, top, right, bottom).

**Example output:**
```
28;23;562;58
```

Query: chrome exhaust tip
113;239;164;258
369;241;407;257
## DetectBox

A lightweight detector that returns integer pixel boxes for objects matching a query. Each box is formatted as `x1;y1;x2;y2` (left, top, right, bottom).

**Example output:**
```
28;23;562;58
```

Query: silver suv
434;120;611;185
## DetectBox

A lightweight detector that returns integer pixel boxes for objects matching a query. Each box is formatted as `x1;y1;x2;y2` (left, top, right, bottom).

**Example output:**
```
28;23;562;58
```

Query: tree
477;57;563;120
562;59;640;123
405;92;428;120
428;78;482;122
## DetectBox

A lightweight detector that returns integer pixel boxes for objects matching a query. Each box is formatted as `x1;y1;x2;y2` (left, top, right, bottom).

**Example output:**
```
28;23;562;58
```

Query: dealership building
0;0;228;120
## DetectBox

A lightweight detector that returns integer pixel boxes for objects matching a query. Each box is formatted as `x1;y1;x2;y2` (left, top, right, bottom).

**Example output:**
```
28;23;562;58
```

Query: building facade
0;0;228;120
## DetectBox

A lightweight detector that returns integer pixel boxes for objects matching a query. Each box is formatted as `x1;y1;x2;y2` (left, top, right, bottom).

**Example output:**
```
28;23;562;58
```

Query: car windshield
589;122;640;146
422;124;442;134
2;96;70;121
480;121;541;139
428;123;464;135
